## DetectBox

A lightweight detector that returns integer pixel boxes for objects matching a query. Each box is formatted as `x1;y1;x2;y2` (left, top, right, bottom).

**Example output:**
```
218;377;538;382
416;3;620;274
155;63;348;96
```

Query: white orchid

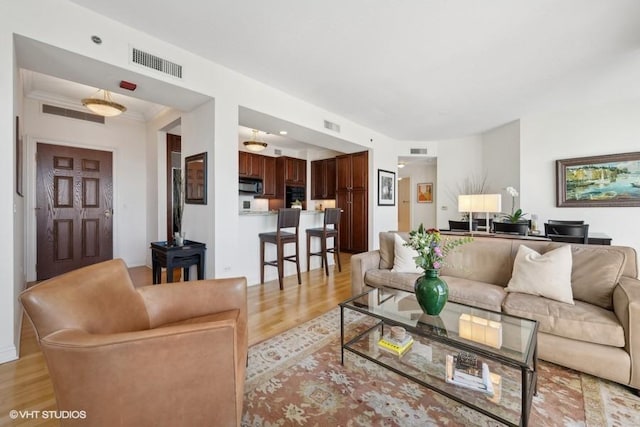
503;186;527;223
506;186;519;197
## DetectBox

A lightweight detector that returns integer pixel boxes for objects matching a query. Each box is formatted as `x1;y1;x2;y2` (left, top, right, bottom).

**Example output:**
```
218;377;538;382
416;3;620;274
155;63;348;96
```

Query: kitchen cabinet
239;151;263;179
262;156;276;197
284;157;306;186
336;151;368;252
311;158;336;200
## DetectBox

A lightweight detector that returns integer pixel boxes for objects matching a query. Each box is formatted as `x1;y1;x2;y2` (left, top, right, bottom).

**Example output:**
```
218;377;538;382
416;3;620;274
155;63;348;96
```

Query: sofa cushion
379;231;410;269
391;234;421;274
503;293;625;347
506;245;574;304
439;238;515;287
441;276;507;312
548;243;626;310
364;269;419;293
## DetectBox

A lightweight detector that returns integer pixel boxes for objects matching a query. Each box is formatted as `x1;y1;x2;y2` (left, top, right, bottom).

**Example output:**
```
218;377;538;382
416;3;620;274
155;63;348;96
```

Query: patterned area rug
242;308;640;426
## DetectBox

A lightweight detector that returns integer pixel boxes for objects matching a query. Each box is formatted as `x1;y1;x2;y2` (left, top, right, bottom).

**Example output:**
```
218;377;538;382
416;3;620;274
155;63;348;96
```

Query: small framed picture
417;182;433;203
377;169;396;206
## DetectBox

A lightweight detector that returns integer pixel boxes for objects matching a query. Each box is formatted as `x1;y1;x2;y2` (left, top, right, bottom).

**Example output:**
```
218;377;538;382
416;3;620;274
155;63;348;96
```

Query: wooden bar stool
259;208;302;290
306;208;341;276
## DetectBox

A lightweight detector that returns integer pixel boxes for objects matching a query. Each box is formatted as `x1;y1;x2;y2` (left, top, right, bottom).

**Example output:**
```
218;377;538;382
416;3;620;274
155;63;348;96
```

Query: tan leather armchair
20;258;248;427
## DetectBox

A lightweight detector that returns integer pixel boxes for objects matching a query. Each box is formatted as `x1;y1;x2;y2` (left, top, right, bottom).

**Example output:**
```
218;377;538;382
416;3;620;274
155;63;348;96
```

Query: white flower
506;186;519;197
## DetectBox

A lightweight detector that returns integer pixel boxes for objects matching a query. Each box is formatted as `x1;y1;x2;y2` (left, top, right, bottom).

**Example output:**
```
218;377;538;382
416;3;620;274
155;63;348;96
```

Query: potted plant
501;186;528;223
404;225;471;315
291;199;303;209
173;170;186;245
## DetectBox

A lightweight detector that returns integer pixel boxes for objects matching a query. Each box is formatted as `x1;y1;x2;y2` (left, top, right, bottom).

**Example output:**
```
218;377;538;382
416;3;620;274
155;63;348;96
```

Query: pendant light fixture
82;89;127;117
243;129;267;152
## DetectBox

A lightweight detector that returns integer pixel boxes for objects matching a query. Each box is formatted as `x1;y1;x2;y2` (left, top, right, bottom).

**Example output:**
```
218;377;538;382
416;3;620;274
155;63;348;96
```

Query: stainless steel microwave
239;178;263;195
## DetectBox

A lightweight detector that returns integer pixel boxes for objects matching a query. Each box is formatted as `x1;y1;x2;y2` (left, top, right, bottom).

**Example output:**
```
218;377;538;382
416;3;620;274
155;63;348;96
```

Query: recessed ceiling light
397;162;406;168
279;130;288;135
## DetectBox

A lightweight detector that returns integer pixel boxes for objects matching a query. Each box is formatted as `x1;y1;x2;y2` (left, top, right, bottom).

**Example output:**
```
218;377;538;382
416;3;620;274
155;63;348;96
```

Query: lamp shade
81;90;126;117
458;195;473;212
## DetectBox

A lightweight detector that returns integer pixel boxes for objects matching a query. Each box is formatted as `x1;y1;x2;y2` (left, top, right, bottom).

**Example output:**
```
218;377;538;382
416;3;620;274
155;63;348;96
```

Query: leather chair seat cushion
160;309;240;328
503;293;625;347
441;276;507;312
259;231;297;243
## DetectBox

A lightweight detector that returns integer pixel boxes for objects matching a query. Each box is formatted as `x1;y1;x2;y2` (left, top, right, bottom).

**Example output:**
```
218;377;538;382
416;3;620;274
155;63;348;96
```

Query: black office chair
493;221;529;236
547;219;585;225
544;223;589;244
449;220;478;231
259;208;302;290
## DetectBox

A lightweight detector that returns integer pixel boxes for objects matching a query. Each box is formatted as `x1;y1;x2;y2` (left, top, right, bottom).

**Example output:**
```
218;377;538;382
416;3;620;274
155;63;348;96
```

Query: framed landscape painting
377;169;395;206
556;151;640;207
417;182;433;203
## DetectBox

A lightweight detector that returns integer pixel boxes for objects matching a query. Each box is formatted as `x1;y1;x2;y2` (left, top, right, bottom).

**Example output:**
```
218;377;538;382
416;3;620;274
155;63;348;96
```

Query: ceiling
67;0;640;141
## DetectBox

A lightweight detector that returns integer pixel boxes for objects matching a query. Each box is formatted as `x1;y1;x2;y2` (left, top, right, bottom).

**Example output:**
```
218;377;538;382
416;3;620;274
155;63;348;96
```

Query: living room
3;1;640;424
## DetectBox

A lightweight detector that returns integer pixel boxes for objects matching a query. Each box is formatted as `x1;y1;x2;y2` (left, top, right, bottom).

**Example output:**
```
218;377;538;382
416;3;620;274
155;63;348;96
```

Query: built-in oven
286;186;306;208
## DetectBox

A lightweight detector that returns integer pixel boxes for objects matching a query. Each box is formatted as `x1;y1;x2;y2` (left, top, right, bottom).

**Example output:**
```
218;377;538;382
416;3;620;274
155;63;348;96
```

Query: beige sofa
351;232;640;390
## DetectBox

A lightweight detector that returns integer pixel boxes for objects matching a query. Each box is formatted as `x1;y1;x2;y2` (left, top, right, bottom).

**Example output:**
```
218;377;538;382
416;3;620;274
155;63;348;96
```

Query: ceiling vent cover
43;104;105;124
410;148;428;155
131;47;182;78
324;120;341;133
274;149;282;156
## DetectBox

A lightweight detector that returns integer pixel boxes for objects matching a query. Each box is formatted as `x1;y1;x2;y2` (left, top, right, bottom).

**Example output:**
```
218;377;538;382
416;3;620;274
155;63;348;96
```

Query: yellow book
378;336;414;356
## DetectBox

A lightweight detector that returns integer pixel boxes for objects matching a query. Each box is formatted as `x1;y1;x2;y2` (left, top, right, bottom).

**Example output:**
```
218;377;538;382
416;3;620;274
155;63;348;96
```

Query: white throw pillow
391;234;422;274
506;245;574;304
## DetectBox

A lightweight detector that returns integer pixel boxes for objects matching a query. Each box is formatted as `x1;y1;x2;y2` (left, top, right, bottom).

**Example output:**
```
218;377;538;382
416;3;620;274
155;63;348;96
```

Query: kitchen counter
239;210;324;216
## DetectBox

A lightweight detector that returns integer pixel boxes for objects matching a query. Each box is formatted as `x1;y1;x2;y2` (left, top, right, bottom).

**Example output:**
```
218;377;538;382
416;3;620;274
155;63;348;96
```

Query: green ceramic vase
414;269;449;315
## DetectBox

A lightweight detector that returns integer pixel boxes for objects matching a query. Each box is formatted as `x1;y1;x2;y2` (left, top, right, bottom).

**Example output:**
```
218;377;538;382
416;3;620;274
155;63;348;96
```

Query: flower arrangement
502;186;527;223
404;224;472;271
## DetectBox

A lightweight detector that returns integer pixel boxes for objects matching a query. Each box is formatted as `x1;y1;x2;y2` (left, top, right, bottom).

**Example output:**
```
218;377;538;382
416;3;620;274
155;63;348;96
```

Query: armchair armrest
40;323;243;426
613;276;640;388
137;277;247;328
350;250;381;296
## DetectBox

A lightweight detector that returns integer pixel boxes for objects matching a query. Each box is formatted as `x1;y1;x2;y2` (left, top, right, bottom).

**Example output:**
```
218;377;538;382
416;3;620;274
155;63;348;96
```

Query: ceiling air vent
131;47;183;78
42;104;105;124
324;120;341;133
410;148;428;155
274;149;282;156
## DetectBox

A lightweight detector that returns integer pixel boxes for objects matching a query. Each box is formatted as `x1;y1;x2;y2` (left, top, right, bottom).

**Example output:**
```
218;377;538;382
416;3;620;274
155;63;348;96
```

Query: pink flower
432;261;441;269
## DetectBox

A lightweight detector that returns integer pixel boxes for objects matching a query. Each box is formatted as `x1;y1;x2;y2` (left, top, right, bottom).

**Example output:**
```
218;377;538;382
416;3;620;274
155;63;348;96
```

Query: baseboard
0;345;18;364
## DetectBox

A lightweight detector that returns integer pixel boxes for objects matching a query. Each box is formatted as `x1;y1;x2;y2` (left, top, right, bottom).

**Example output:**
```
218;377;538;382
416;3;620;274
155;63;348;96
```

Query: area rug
242;308;640;426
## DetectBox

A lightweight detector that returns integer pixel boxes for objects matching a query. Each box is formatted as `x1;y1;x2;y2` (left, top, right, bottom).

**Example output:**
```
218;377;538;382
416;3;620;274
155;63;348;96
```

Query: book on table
378;333;414;356
445;354;494;396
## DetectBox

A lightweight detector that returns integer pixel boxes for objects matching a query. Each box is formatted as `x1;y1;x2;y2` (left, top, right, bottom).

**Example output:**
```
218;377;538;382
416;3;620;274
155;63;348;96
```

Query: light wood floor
0;254;353;426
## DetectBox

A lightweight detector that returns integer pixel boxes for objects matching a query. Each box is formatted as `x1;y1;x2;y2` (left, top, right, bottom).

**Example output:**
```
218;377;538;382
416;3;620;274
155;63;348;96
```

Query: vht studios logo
9;410;87;420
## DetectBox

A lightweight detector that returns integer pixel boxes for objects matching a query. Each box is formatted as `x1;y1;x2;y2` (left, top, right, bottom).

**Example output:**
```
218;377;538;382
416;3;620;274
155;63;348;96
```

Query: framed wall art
185;152;207;204
16;116;23;197
417;182;433;203
556;151;640;207
377;169;396;206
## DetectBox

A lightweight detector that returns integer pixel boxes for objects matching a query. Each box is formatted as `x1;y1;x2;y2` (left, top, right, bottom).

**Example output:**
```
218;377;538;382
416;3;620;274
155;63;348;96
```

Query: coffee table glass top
342;288;537;367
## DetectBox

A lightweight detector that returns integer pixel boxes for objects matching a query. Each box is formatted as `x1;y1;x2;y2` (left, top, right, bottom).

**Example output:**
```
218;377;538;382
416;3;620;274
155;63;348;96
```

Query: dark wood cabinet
336;151;368;252
262;156;276;197
239;151;263;179
311;158;336;199
284;157;306;186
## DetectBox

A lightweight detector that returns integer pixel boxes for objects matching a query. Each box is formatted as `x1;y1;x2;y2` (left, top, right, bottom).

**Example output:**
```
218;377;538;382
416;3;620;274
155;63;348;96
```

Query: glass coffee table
340;288;538;427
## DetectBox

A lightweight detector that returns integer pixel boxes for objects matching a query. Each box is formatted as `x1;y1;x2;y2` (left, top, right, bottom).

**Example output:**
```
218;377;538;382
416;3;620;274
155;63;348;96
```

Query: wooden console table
150;240;206;284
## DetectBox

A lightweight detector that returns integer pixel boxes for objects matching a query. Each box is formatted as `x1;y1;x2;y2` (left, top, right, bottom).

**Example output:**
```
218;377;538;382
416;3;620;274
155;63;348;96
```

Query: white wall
520;99;640;250
482;120;520;216
23;98;149;275
435;135;485;229
401;162;438;230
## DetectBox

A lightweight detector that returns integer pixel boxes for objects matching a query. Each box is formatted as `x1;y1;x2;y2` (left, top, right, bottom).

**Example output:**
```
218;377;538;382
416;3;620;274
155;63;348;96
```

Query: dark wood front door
36;143;113;280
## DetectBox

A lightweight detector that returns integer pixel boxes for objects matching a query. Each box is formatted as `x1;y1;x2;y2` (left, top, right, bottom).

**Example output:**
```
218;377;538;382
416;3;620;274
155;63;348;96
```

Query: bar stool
259;208;302;290
306;208;342;276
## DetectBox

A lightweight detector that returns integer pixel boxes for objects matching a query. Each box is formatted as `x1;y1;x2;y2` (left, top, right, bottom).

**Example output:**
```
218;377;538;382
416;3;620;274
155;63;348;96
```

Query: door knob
104;209;113;218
